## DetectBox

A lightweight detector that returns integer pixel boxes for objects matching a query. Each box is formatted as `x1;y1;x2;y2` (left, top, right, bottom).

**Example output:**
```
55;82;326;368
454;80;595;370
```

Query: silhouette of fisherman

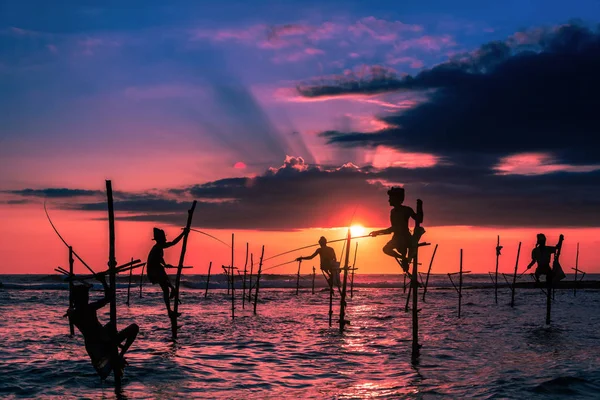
525;233;564;284
66;275;139;380
147;227;189;319
297;236;341;292
369;187;424;273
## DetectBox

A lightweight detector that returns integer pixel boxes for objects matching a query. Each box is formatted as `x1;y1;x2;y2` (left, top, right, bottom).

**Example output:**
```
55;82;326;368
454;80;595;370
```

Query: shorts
147;265;169;285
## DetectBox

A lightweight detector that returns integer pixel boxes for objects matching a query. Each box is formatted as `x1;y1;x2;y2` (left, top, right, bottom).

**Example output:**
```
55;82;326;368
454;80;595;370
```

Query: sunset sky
1;1;599;274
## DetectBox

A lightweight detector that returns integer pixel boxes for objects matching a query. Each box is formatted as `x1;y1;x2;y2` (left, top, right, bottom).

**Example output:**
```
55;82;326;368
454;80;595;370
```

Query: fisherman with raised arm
147;227;189;319
525;233;564;283
369;187;424;273
66;274;139;380
296;236;341;292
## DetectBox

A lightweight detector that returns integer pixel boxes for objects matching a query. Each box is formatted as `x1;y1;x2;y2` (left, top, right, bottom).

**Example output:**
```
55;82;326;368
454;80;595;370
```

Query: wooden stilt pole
205;261;212;298
171;201;197;340
458;249;463;318
403;274;407;293
328;272;334;327
106;180;121;389
495;236;502;304
296;260;301;296
312;266;315;295
350;242;358;299
126;257;133;307
253;246;264;315
411;223;424;362
68;246;75;336
404;283;411;312
510;242;521;308
422;244;438;302
231;233;235;320
139;264;145;298
339;229;351;333
248;254;254;303
574;242;579;297
242;243;248;309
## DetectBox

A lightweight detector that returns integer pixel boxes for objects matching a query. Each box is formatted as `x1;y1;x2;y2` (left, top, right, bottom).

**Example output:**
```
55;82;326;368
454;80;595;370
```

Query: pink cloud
348;17;423;42
365;146;439;169
395;34;456;52
494;153;600;175
47;44;58;53
271;47;325;63
387;56;424;68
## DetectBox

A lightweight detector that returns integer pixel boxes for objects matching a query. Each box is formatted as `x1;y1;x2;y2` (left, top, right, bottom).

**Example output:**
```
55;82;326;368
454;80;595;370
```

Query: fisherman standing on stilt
525;233;564;283
147;227;189;320
369;187;424;273
297;236;341;293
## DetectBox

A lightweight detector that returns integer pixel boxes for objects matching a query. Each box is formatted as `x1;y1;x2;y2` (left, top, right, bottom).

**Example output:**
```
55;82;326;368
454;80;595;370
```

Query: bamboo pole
248;254;254;303
139;264;145;298
404;284;412;312
205;261;212;298
574;242;579;297
68;246;75;336
253;246;264;315
242;243;248;309
495;235;502;304
339;229;351;333
403;274;407;293
106;180;120;389
350;242;358;299
422;244;438;302
296;260;301;296
411;215;424;362
231;233;235;320
126;257;133;307
312;266;316;295
328;270;334;327
510;242;522;308
171;201;197;340
458;249;463;318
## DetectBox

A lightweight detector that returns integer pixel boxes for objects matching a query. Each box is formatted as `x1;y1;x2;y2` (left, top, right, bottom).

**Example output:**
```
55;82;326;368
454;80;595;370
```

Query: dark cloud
8;188;103;198
24;156;598;229
299;23;600;166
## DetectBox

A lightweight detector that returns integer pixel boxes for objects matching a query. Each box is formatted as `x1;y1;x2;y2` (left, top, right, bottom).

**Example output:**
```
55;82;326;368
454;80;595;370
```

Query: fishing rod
189;228;231;248
44;201;98;277
263;234;372;262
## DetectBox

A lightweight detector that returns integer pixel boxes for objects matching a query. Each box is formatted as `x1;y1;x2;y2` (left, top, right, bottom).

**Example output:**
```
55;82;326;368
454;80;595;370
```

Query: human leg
116;324;139;357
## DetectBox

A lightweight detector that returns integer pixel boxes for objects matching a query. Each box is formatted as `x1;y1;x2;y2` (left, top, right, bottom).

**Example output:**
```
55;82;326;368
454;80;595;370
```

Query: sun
350;224;366;237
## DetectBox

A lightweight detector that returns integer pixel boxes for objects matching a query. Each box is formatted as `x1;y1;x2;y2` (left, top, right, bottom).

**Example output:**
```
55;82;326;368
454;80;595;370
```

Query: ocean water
1;274;600;399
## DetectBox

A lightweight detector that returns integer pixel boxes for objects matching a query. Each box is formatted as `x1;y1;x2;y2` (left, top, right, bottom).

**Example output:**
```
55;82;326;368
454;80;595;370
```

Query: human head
318;236;327;247
387;187;405;207
536;233;546;246
153;227;167;244
72;284;90;307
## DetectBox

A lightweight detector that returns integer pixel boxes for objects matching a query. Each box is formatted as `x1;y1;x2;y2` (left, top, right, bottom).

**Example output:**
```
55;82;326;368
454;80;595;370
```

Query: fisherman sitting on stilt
66;275;139;380
369;187;424;275
525;233;564;284
297;236;341;293
147;227;189;320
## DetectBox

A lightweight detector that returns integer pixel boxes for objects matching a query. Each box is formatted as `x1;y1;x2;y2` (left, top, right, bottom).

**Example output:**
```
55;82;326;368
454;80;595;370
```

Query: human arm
555;234;564;252
526;249;537;270
414;199;423;224
164;227;190;248
89;274;110;311
296;249;319;261
369;227;393;236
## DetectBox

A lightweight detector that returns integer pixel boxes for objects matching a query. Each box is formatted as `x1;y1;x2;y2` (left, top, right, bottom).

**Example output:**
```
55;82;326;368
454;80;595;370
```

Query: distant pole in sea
574;242;580;297
495;236;502;304
231;233;235;320
253;246;264;315
422;244;438;302
510;242;521;308
106;180;121;390
248;254;254;303
126;257;133;307
458;249;463;318
350;242;358;299
68;246;75;336
312;266;315;295
139;264;145;298
205;261;212;298
296;260;301;296
242;243;248;309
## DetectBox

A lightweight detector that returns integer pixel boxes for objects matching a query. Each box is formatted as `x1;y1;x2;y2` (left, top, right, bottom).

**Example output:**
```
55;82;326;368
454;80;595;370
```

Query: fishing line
189;228;231;248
